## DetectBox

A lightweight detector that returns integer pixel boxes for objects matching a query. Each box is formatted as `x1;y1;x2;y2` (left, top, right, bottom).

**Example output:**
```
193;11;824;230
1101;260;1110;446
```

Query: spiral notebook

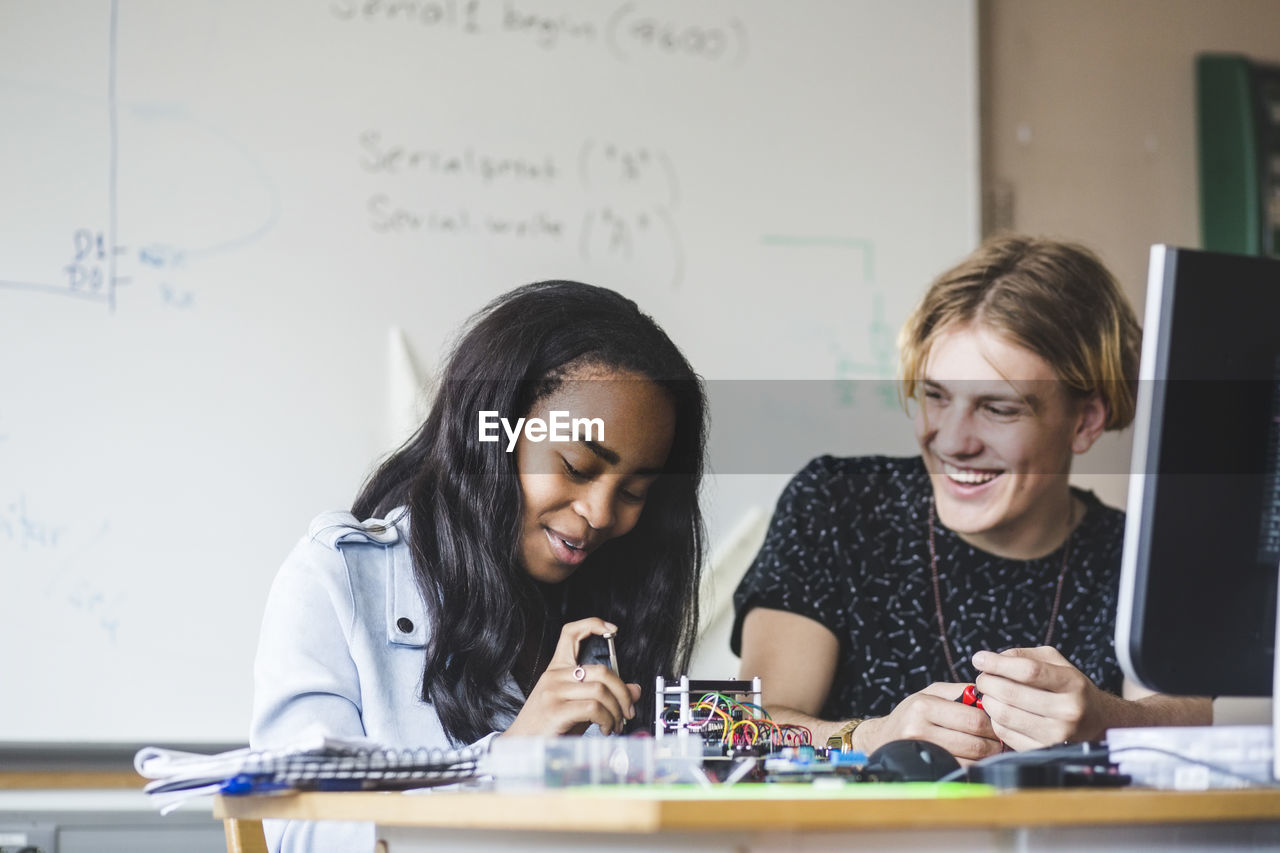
136;734;484;812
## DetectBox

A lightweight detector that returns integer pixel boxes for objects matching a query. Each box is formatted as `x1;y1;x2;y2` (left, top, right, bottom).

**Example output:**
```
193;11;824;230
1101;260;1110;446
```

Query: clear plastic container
482;735;703;789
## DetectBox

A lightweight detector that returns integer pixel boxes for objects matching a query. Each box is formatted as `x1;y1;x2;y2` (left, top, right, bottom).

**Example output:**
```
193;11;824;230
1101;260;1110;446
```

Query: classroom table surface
213;784;1280;833
0;770;145;789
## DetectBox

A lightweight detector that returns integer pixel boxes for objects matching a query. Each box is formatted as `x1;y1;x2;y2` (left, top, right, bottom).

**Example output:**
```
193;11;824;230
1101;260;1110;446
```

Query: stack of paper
135;734;483;813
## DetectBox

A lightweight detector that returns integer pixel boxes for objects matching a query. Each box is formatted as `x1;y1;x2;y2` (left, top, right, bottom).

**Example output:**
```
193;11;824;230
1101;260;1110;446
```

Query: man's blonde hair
898;235;1141;430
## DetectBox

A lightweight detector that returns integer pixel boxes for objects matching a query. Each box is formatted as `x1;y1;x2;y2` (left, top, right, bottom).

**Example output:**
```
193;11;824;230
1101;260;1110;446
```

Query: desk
214;786;1280;852
0;771;142;790
0;772;222;853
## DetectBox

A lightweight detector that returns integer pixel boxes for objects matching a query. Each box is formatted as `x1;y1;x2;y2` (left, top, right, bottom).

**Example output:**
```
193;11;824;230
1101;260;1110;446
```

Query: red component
957;684;985;710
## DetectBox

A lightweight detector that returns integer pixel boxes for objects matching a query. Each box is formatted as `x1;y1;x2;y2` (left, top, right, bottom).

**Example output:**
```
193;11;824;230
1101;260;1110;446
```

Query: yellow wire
690;702;733;740
728;719;760;745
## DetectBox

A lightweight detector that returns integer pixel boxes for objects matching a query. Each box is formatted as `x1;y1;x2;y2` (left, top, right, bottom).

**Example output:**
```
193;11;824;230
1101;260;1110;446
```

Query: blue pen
221;774;295;796
221;774;377;795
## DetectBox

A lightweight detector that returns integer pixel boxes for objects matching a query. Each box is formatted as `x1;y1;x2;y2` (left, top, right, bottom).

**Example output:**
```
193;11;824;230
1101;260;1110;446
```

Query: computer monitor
1116;244;1280;702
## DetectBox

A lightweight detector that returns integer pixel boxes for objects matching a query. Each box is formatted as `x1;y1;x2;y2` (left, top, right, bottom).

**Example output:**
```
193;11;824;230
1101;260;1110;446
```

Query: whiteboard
0;0;976;744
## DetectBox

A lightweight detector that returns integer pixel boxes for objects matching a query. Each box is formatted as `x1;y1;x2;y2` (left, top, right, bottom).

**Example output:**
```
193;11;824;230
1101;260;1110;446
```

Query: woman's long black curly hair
353;281;706;744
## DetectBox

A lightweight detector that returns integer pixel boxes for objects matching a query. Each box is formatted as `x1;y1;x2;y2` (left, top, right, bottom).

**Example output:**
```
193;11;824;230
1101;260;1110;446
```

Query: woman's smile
516;368;676;583
543;526;591;566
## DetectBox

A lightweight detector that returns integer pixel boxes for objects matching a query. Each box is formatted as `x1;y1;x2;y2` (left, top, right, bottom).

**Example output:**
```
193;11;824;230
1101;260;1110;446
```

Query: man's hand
972;646;1109;749
853;683;1003;761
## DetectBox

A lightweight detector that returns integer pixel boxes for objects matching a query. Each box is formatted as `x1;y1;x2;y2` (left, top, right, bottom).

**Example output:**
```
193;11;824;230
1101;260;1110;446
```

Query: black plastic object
965;742;1130;789
577;633;616;673
863;739;961;782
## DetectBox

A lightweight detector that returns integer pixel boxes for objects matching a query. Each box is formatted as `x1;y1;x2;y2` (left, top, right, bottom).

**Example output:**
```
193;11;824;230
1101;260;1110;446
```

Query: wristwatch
826;717;866;752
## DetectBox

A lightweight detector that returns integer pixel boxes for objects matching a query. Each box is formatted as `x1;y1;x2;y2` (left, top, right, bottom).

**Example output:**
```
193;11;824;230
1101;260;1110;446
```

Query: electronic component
653;676;812;757
955;684;985;710
764;746;871;783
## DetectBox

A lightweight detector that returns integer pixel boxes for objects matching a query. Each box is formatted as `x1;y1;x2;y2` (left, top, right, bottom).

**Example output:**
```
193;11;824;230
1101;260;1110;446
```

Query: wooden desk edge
213;788;1280;833
0;771;145;790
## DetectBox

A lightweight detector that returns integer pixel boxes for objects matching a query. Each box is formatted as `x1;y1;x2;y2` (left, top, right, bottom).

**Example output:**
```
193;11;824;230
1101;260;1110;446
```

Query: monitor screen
1117;245;1280;697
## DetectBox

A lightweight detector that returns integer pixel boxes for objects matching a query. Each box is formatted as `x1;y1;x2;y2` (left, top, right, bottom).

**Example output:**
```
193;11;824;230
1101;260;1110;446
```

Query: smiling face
914;324;1106;559
515;367;676;584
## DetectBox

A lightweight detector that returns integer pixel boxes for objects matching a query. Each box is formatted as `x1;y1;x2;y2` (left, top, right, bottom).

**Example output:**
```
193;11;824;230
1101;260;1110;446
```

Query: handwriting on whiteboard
0;494;120;642
360;133;685;287
328;1;749;67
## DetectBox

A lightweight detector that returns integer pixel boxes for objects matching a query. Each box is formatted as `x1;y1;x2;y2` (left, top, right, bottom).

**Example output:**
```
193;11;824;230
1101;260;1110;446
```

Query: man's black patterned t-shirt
730;455;1125;722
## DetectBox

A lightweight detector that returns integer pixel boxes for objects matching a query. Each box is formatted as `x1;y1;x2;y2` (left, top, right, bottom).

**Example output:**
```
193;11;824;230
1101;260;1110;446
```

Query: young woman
733;235;1210;761
252;281;706;852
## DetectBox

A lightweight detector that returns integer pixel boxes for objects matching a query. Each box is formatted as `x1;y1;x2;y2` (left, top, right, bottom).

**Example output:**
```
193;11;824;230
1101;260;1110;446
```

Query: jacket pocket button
396;617;414;633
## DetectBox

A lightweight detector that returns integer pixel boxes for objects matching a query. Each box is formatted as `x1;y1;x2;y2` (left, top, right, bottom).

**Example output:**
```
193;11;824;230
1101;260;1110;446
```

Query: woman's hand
973;646;1110;750
503;618;640;737
854;682;1003;762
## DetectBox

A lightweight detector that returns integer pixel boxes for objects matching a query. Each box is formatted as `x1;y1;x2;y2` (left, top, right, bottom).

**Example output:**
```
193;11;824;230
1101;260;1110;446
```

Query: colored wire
698;692;738;711
680;691;789;747
779;724;812;746
750;718;784;746
728;719;759;745
690;702;733;741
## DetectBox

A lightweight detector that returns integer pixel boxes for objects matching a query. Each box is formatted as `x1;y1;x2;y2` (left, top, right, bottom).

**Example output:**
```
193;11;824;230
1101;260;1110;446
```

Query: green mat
560;782;995;800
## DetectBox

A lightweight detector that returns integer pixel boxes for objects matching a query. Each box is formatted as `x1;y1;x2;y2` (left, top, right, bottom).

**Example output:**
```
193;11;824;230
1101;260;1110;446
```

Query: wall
980;0;1280;510
979;0;1280;722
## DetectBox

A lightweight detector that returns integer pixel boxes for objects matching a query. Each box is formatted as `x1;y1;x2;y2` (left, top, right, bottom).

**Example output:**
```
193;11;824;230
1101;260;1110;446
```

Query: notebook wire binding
135;736;486;813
